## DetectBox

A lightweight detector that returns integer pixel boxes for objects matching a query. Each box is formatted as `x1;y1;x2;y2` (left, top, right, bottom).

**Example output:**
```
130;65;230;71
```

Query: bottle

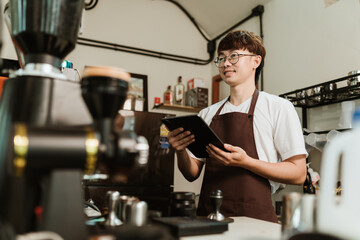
164;85;174;105
303;169;316;194
174;76;185;105
307;167;320;194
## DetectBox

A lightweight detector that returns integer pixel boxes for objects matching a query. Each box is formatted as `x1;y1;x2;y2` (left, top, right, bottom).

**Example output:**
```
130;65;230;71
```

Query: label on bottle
164;91;173;104
160;124;170;149
160;124;169;136
175;84;185;104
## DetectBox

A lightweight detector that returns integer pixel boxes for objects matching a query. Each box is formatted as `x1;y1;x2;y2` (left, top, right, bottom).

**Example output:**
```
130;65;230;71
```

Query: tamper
207;189;225;221
104;191;122;227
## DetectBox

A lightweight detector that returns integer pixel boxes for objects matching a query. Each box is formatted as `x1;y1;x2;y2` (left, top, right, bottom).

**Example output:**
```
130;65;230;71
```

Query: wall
215;0;360;99
264;0;360;95
263;0;360;156
1;0;16;61
69;0;213;108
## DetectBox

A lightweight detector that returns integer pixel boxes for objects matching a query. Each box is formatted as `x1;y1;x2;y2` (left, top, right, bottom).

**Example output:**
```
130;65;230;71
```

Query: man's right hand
167;128;195;151
168;128;203;182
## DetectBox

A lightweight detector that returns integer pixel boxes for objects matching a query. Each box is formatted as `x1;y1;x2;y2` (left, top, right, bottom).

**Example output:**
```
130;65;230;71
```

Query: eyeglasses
214;53;257;67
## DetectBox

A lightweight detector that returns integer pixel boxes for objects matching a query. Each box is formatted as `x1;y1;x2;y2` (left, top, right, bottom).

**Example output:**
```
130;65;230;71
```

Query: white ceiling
173;0;273;39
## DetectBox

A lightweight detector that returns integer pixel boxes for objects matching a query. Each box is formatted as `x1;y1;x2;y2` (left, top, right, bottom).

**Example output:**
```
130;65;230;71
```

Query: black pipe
78;37;206;62
77;4;264;66
252;5;265;91
85;0;98;10
165;0;211;42
254;5;265;39
77;37;214;65
213;14;255;42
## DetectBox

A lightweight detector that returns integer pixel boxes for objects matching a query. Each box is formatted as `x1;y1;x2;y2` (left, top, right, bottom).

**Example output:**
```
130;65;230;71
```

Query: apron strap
213;97;229;117
214;89;260;118
248;89;259;117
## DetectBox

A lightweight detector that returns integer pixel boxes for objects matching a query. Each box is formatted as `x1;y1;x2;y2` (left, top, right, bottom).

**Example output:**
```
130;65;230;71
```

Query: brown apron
197;89;278;223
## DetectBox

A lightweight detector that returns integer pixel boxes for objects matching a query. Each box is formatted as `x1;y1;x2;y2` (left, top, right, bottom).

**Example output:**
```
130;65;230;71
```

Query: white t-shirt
188;91;308;193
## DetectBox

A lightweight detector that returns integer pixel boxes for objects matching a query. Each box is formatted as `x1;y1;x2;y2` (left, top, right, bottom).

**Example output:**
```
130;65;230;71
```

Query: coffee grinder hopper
8;0;84;68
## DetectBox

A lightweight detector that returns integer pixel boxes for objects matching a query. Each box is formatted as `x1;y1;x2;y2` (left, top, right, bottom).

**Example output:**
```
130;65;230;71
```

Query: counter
181;217;281;240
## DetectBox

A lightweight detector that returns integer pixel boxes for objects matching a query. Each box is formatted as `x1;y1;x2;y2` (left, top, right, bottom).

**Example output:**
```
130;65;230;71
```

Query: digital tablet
161;115;227;158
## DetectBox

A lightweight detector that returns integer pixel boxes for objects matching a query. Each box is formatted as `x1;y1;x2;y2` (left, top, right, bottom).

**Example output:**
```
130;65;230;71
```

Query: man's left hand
206;143;249;167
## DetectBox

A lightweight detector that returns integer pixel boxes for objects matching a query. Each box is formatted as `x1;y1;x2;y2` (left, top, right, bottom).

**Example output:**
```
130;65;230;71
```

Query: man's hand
168;128;202;181
168;128;195;151
207;143;307;185
206;143;249;167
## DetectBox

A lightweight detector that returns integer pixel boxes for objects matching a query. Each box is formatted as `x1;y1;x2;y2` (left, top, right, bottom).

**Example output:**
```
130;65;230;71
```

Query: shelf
279;73;360;108
152;103;203;113
303;128;350;135
279;73;360;130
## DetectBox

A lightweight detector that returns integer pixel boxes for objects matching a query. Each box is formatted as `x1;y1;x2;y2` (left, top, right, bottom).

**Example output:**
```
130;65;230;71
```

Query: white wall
68;0;213;110
0;0;16;60
215;0;360;97
264;0;360;95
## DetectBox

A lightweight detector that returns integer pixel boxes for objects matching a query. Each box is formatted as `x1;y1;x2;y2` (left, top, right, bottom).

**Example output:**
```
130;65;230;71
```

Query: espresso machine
0;0;149;239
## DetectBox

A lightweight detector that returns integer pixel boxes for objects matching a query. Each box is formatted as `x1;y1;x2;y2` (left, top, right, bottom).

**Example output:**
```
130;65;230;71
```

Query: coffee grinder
0;0;148;239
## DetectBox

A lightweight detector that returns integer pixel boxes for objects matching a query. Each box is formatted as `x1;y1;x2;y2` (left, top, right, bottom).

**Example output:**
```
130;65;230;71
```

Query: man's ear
253;55;262;69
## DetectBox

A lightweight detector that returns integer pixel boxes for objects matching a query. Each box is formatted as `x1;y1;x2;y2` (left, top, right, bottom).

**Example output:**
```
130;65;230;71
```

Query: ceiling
172;0;273;39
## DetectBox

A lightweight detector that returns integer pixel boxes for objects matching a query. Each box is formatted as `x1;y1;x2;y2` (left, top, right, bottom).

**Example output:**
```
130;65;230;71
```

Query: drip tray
152;216;230;237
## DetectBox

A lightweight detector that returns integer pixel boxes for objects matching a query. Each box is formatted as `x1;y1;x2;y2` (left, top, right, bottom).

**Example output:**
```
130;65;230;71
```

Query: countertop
180;217;281;240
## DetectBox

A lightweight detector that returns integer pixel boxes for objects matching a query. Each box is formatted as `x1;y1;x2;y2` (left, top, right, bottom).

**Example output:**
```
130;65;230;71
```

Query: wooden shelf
152;103;203;112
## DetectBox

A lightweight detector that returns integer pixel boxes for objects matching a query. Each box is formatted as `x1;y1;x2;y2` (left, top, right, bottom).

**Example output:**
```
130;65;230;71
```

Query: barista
167;30;307;223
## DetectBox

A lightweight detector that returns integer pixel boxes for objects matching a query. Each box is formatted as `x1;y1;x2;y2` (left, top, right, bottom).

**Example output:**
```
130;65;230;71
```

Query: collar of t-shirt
221;95;253;114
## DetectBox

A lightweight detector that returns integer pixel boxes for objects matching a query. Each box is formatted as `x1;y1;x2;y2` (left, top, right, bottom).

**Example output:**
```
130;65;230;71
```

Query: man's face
217;49;261;87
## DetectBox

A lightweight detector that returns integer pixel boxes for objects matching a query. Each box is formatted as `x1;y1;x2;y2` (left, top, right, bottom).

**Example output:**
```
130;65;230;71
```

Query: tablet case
161;115;226;158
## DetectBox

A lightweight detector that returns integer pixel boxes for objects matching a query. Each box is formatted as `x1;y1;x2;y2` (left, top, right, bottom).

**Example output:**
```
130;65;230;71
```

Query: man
167;30;307;223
